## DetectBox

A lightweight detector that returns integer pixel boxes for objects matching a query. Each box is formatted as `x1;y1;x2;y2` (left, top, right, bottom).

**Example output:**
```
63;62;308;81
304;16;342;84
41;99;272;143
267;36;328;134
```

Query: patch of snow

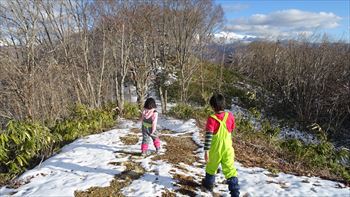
0;128;131;196
122;161;176;196
154;100;176;114
117;119;139;129
230;103;250;119
158;117;199;134
230;104;262;130
279;127;320;144
233;162;349;196
192;130;203;148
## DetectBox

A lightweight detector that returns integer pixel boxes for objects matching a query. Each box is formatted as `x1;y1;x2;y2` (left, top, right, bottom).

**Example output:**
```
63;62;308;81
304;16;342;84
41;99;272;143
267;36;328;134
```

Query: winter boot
202;173;215;192
227;176;240;197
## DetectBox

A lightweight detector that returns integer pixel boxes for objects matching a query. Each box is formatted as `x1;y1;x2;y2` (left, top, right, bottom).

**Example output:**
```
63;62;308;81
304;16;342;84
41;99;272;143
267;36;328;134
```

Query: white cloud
225;9;342;40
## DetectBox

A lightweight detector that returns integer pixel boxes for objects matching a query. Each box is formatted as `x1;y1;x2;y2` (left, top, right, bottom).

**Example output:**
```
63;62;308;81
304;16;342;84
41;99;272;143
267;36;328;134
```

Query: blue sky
215;0;350;41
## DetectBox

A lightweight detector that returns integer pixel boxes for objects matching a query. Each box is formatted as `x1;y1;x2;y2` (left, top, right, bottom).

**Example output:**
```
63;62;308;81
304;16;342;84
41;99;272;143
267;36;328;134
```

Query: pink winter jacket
141;108;158;133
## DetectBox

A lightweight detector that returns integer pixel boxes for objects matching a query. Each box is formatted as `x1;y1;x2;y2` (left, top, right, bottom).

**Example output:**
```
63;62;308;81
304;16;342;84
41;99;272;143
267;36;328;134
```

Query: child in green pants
202;94;240;197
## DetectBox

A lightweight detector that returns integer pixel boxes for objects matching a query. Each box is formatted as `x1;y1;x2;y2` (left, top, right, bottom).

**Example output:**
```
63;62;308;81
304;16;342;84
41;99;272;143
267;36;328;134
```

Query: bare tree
0;0;223;123
128;3;159;108
166;0;223;103
232;36;350;133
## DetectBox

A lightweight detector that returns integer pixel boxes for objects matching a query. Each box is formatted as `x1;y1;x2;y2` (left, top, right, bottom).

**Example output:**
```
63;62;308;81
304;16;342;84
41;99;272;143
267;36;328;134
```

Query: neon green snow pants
205;112;238;179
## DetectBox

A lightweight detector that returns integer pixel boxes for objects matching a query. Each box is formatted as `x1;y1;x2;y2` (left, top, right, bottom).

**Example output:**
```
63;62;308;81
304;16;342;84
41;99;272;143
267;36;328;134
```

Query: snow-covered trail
0;115;349;196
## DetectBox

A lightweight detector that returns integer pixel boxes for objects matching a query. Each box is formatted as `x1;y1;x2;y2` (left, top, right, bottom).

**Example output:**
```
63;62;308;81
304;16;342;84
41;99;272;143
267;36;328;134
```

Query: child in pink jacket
141;98;160;155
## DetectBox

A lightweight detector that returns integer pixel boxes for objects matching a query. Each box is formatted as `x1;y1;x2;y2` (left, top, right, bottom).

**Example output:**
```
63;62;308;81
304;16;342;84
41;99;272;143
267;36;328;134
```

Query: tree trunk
97;30;106;107
159;86;167;113
115;74;122;113
164;89;167;112
120;77;125;112
136;82;146;109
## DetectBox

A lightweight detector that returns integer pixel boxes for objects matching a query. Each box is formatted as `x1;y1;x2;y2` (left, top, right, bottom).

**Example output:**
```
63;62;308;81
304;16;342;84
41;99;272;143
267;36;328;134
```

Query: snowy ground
0;115;349;196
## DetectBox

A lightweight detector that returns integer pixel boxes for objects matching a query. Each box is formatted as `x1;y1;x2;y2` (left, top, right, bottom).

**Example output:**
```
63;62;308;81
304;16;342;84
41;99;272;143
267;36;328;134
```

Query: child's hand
204;151;209;162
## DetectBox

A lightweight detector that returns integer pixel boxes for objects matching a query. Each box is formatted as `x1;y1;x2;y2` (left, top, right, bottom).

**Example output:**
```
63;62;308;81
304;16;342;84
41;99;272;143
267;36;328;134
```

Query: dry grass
152;135;198;165
234;134;348;185
159;129;173;134
234;135;283;169
130;128;140;134
75;161;144;197
120;134;139;145
161;189;176;197
172;174;200;196
151;134;209;196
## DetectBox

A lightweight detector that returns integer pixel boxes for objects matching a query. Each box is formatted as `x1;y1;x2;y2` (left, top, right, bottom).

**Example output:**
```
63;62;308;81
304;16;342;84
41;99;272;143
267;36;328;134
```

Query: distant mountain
213;31;259;44
205;32;350;64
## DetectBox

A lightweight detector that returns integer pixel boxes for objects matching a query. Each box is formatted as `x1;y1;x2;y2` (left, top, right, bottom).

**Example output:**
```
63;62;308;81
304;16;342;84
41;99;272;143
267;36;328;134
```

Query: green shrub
280;139;305;160
261;119;280;138
54;119;85;142
336;148;350;164
195;105;214;120
0;121;60;174
0;104;116;182
308;123;328;142
201;91;213;104
235;116;256;134
187;83;206;105
249;107;262;119
222;86;246;102
53;104;115;142
168;104;214;121
167;82;181;102
280;138;350;182
168;104;196;120
330;162;350;182
222;67;243;83
123;102;140;120
281;140;330;166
